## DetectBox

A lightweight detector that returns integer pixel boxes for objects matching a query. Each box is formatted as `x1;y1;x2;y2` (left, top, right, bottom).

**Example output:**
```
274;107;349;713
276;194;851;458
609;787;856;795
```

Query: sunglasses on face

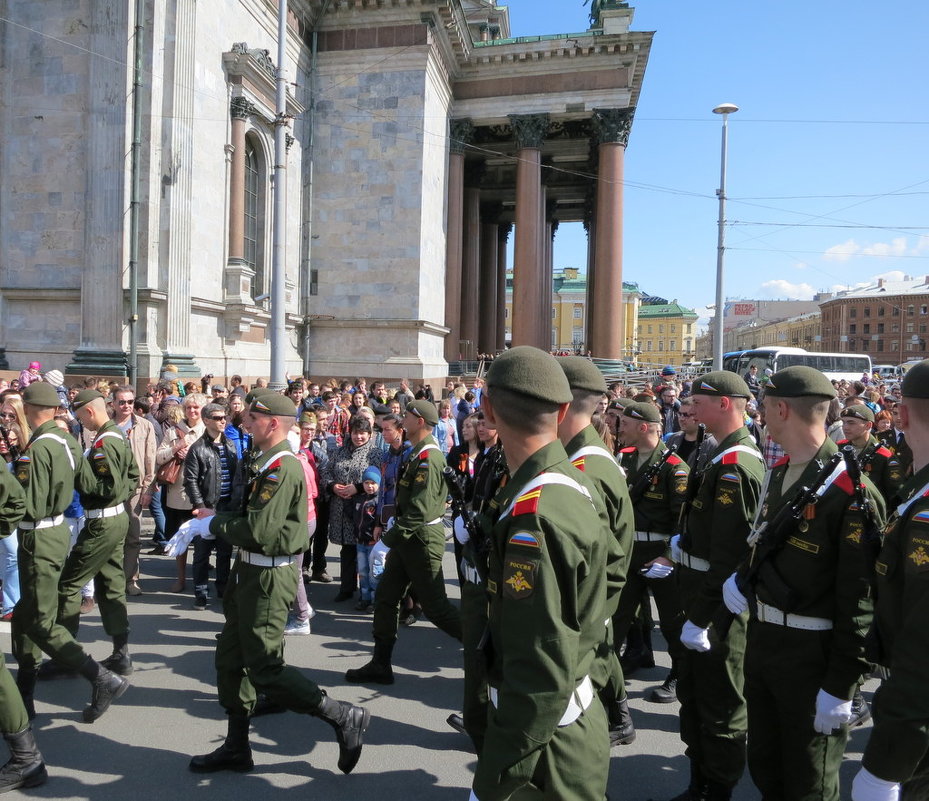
207;415;226;422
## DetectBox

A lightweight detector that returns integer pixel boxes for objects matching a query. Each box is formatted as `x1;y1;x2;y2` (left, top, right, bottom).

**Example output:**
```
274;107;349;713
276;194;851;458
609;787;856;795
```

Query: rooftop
824;275;929;301
639;301;698;319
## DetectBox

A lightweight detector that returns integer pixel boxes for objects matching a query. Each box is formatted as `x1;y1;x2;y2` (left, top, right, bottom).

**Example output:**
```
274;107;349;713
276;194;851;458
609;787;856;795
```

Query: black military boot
850;688;871;727
668;762;708;801
619;622;655;676
15;670;37;722
313;693;371;774
704;780;732;801
101;633;133;677
648;668;678;704
189;714;253;773
0;727;47;793
344;639;394;685
608;697;636;746
79;656;129;723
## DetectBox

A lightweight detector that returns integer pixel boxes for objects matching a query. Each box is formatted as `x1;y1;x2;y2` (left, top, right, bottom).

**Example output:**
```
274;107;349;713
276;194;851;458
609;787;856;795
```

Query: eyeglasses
207;415;226;422
0;413;15;420
115;399;134;405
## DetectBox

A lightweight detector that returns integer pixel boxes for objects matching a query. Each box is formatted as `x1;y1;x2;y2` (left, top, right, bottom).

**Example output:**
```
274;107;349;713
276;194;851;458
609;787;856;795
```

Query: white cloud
759;279;816;300
824;236;917;262
823;239;860;262
861;237;908;258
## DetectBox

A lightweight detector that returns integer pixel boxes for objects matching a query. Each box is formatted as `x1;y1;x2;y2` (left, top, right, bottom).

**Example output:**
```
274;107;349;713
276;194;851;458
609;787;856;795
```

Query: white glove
680;619;711;652
385;516;395;531
852;768;900;801
642;562;674;579
722;573;748;614
670;534;682;563
468;791;480;801
453;516;470;545
813;689;852;734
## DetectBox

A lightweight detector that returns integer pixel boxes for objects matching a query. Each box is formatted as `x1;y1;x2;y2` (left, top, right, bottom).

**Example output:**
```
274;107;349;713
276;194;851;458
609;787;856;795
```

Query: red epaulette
773;455;789;468
721;452;740;465
512;488;542;517
876;445;892;458
666;454;682;466
834;472;855;495
837;439;850;445
419;450;431;461
619;447;636;454
572;456;586;472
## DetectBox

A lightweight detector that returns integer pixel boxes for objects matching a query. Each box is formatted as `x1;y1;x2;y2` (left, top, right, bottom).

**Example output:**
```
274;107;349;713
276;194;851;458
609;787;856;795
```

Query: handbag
155;427;186;485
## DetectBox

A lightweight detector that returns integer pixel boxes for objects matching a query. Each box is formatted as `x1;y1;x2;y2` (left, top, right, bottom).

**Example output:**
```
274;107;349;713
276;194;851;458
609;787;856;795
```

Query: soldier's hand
813;689;852;734
852;768;900;801
641;559;674;579
722;573;748;614
680;620;711;652
670;534;683;563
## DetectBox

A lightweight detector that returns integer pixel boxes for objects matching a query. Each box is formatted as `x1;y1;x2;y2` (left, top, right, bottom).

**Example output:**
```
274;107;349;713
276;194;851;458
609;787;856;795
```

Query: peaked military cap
22;382;63;408
840;404;875;422
250;393;296;417
608;397;633;411
557;356;607;394
406;399;438;426
623;401;662;424
763;366;836;399
902;359;929;399
689;371;752;399
72;389;104;410
486;346;573;405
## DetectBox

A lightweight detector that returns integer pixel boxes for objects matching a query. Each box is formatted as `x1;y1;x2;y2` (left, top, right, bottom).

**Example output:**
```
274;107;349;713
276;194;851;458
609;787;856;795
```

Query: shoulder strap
898;478;929;519
93;430;126;448
500;471;593;520
34;432;76;471
711;444;764;466
569;444;625;478
256;449;298;475
417;443;442;458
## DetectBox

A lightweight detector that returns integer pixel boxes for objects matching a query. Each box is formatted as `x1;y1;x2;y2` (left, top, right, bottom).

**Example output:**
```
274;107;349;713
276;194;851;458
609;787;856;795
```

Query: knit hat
362;466;382;484
43;370;64;387
28;361;41;370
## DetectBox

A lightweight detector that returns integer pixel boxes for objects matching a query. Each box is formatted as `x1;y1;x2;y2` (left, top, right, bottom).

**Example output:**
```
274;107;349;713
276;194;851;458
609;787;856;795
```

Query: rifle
443;466;489;583
629;442;678;505
841;444;883;590
677;423;706;550
715;449;845;638
856;439;881;470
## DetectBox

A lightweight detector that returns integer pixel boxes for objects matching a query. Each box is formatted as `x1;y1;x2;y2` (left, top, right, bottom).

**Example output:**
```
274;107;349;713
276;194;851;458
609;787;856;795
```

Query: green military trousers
215;559;323;716
372;525;462;645
745;623;847;801
460;578;489;752
0;659;28;733
59;516;130;642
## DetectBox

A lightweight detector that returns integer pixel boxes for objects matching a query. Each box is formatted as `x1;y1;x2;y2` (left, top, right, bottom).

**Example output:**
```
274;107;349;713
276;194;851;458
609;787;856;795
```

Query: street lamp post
712;102;738;371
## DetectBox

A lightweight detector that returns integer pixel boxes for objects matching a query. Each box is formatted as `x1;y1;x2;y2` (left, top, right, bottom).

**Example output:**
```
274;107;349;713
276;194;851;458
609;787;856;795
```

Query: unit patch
907;545;929;569
503;559;535;599
508;532;540;549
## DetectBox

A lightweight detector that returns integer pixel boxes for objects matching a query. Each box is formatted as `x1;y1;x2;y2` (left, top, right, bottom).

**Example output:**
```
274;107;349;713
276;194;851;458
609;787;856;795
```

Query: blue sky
503;1;929;324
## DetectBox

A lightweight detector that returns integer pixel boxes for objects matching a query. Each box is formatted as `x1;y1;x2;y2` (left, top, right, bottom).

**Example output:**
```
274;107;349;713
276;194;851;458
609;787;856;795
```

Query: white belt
85;504;126;520
677;549;711;572
238;551;295;568
489;674;595;728
460;559;481;585
427;517;443;526
19;514;65;530
755;600;833;631
635;531;669;542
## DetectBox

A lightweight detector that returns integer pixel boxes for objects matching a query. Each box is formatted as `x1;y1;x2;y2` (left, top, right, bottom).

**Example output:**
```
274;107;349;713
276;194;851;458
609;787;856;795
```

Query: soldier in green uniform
345;399;462;685
0;467;46;792
839;405;901;506
12;382;128;723
721;366;886;801
190;392;369;775
878;404;913;487
557;356;636;747
471;346;610;801
853;359;929;801
672;371;765;801
54;390;139;678
614;402;689;705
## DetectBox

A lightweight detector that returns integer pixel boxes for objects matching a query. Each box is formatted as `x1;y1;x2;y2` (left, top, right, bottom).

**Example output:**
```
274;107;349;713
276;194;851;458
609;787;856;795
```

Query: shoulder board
833;472;855;496
837;439;849;445
419;450;431;461
619;447;636;454
666;454;683;466
721;452;740;465
571;456;586;472
512;489;542;517
773;455;789;468
876;446;892;457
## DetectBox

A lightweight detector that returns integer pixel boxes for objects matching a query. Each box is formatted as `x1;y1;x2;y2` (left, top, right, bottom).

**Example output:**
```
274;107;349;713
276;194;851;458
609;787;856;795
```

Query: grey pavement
0;537;873;800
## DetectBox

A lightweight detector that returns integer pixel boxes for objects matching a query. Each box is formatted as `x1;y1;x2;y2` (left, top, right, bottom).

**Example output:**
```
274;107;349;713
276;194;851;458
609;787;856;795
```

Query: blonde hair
1;395;30;445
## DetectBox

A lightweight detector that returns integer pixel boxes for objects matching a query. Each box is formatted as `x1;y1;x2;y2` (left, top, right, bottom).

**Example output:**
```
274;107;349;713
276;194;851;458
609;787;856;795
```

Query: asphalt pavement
0;536;873;800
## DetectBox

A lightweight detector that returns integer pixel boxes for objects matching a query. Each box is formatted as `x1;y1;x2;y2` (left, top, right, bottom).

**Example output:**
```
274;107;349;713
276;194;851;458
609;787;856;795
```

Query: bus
722;347;871;383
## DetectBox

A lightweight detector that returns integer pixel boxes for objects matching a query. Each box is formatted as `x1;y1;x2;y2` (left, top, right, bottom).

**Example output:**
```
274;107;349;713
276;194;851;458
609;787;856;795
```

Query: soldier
839;405;901;505
345;399;462;684
190;392;369;775
470;346;610;801
12;382;128;723
557;356;636;746
47;390;139;680
722;366;886;801
853;359;929;801
671;371;765;801
877;402;913;486
615;401;689;705
0;467;46;792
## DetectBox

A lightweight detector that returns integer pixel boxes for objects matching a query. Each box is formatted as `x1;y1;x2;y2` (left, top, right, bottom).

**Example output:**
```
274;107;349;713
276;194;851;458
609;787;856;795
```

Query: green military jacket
753;438;886;699
681;426;765;628
566;425;634;616
620;440;689;538
211;440;307;556
0;468;25;538
77;419;140;509
475;440;607;801
838;434;900;507
863;462;929;783
382;434;445;547
878;428;913;488
13;419;81;522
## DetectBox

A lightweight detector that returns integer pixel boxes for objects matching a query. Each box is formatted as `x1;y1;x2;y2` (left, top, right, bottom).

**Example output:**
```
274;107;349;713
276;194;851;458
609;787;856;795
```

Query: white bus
723;347;871;384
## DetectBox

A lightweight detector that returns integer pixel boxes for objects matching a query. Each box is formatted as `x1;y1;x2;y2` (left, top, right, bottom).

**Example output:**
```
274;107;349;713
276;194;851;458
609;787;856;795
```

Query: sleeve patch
508;532;540;548
912;511;929;524
907;543;929;569
720;471;740;483
503;559;535;599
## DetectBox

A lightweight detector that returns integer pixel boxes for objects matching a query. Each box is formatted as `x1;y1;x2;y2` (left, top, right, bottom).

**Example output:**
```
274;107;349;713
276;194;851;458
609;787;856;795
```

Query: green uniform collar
410;434;438;457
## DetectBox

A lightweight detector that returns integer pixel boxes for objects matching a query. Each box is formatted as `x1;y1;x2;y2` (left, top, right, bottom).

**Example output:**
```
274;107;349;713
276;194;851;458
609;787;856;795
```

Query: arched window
244;136;265;300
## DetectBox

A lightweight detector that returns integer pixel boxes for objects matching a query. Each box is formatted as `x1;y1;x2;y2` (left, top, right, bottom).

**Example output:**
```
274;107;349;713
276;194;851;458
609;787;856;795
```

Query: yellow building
731;311;822;352
505;268;642;357
637;301;698;368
